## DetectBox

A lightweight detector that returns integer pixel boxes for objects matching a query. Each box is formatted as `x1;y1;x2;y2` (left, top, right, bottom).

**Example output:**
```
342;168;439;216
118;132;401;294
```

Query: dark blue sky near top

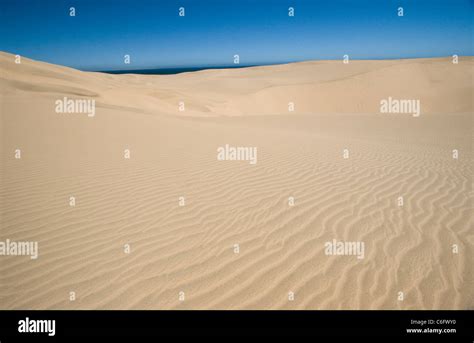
0;0;472;71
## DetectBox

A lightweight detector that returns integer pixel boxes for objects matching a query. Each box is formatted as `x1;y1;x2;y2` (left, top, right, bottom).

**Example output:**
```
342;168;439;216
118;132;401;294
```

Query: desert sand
0;52;472;309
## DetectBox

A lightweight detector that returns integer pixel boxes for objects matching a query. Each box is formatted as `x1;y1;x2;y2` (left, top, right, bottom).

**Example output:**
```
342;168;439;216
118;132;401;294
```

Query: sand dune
0;52;472;309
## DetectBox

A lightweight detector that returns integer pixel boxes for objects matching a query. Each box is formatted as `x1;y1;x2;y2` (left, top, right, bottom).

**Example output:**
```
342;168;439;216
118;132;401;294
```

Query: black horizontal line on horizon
1;51;469;74
83;55;470;75
97;64;263;75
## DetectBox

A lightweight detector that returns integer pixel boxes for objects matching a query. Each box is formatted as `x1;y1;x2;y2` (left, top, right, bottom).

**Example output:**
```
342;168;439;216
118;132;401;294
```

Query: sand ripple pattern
0;53;472;309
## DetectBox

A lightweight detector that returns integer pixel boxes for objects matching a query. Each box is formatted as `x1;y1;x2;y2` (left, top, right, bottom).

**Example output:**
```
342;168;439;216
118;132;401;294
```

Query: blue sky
0;0;472;71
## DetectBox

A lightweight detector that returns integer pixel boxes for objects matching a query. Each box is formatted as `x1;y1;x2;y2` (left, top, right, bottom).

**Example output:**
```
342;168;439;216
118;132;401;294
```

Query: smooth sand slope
0;52;472;309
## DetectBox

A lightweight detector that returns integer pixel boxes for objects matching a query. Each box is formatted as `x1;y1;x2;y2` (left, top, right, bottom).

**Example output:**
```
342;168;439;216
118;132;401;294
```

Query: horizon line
1;51;471;75
92;55;473;74
69;54;474;73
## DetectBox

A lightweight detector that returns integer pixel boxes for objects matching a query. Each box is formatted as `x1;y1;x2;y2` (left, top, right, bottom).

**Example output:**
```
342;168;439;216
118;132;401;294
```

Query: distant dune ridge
0;52;472;309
